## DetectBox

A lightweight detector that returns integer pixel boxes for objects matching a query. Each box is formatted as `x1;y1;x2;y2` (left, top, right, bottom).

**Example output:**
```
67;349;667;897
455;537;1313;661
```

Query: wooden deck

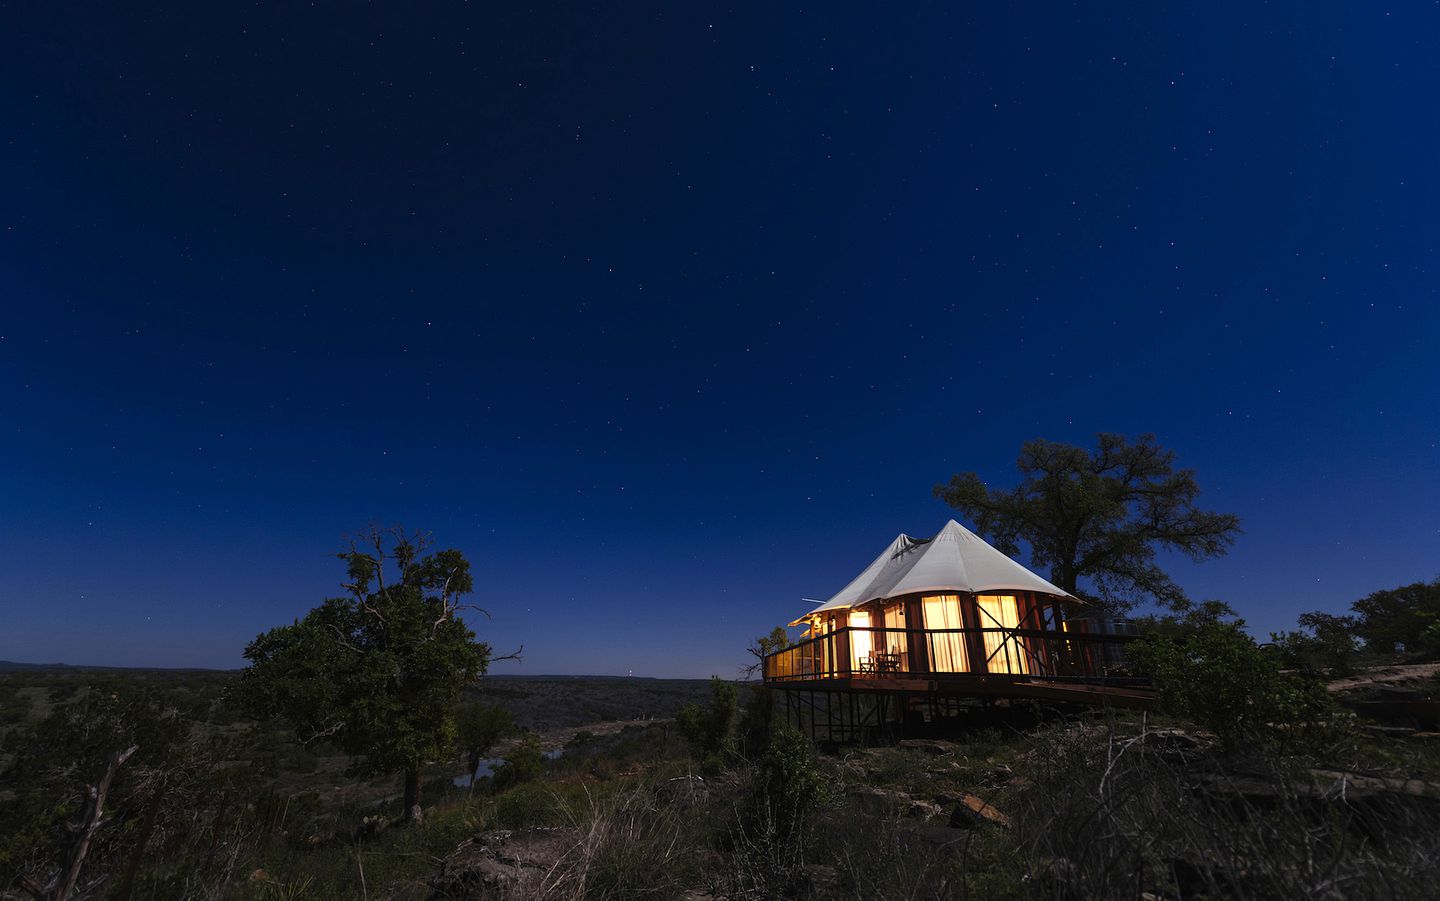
762;625;1152;709
766;673;1154;707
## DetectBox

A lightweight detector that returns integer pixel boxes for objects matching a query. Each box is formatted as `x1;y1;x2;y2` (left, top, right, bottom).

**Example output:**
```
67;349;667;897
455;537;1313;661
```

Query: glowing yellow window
922;594;969;673
976;594;1029;674
849;609;873;671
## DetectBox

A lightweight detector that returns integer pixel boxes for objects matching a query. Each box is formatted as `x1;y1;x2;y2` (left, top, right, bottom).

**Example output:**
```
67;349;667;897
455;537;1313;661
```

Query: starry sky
1;4;1436;677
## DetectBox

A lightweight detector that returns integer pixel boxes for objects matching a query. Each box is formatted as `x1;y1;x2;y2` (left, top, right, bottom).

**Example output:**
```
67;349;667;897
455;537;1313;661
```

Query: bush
1131;609;1342;752
725;725;833;898
751;725;830;841
675;677;738;774
565;730;596;750
492;734;545;789
490;782;564;829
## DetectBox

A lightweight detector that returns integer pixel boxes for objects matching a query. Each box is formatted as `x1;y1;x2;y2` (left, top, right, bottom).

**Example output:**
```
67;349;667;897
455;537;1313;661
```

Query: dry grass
1008;720;1440;900
533;786;703;900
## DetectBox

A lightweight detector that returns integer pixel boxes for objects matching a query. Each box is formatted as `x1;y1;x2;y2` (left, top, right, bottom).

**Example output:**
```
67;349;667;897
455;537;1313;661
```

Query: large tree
1349;578;1440;658
238;527;498;823
934;433;1240;611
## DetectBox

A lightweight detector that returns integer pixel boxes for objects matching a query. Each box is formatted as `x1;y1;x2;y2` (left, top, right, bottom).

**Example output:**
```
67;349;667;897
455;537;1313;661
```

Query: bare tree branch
491;646;524;663
51;744;138;901
299;721;345;745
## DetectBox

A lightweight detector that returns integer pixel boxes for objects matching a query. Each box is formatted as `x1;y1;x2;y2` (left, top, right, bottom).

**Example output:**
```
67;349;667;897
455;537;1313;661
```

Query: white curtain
848;609;873;670
922;594;969;673
976;595;1029;674
883;604;908;669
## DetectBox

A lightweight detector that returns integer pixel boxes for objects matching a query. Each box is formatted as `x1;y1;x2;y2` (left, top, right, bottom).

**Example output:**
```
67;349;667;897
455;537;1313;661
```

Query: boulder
945;792;1011;829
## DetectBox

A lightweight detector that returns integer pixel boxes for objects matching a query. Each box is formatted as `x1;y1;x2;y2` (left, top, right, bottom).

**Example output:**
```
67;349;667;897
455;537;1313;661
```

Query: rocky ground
1326;662;1440;694
414;704;1440;900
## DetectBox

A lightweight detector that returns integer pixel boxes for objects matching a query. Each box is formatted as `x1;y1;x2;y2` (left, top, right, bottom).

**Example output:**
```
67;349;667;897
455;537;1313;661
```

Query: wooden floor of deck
766;674;1155;708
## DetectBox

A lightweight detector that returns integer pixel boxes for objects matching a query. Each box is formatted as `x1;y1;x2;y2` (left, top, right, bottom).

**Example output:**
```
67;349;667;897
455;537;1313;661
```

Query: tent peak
802;520;1079;617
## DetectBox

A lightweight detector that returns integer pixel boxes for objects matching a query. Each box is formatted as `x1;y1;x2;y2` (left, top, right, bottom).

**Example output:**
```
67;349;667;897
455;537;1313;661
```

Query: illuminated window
883;604;908;669
976;594;1029;674
922;594;969;672
849;609;873;670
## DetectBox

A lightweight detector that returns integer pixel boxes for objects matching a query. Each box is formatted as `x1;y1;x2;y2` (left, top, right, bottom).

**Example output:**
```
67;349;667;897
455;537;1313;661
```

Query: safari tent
760;521;1150;739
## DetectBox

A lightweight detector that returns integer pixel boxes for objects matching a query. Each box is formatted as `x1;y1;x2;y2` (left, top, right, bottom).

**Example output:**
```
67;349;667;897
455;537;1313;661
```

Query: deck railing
762;625;1139;684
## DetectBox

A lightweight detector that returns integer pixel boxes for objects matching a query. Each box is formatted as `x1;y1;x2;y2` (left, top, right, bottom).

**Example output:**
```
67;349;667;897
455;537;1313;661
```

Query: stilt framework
776;678;1153;745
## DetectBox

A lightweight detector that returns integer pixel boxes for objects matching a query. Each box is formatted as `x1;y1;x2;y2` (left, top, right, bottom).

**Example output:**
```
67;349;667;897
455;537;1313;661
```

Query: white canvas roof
799;520;1078;621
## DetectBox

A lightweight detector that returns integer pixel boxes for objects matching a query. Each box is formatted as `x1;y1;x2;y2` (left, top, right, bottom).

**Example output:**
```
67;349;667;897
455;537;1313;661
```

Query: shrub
492;734;545;789
1131;609;1342;752
675;677;738;774
490;782;563;829
565;730;595;750
752;724;830;841
726;725;833;898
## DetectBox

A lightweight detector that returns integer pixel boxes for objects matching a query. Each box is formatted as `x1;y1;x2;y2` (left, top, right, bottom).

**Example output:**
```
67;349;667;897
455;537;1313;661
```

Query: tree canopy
454;700;514;788
1129;604;1340;752
743;626;791;678
935;433;1240;611
1349;578;1440;658
237;527;496;822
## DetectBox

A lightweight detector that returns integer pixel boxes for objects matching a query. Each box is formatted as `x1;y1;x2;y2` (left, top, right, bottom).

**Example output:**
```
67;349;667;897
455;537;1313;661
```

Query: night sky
2;4;1436;677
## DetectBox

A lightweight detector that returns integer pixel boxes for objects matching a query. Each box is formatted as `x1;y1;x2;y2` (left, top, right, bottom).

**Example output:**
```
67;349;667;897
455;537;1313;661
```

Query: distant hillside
0;660;112;672
0;662;716;738
0;660;233;673
0;660;729;681
465;675;717;733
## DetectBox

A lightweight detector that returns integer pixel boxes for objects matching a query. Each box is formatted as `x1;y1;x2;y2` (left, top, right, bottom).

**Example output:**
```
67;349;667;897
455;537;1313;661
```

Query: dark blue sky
2;4;1436;677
